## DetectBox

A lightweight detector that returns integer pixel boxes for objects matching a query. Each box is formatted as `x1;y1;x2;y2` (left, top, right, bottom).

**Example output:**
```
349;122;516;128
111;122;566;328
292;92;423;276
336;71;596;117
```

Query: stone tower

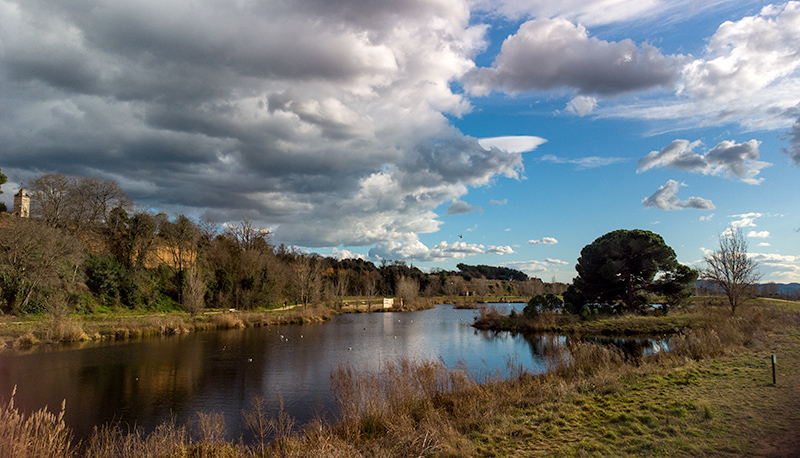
13;187;30;218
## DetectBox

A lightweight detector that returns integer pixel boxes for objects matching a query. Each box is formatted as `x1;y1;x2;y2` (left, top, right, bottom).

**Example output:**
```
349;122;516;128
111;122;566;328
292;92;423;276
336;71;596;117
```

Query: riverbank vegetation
2;298;799;457
0;173;566;347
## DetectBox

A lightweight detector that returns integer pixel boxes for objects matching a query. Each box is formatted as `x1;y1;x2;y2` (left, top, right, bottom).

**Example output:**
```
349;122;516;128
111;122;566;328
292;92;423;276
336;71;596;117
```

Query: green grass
469;327;800;457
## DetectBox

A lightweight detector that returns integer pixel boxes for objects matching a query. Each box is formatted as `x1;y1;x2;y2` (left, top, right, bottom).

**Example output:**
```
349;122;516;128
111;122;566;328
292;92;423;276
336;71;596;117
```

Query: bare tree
701;228;762;316
0;219;83;314
363;271;378;311
28;173;130;229
295;254;322;307
395;276;419;307
28;173;72;227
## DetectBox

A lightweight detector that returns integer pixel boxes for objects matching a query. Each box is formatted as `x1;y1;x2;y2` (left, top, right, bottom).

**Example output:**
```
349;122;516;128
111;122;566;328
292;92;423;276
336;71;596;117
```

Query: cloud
757;242;771;247
748;231;770;239
488;245;515;254
565;96;598;116
784;115;800;166
478;136;547;153
642;180;715;211
540;154;627;169
528;237;558;245
368;235;513;262
0;0;534;249
700;213;715;221
489;199;507;205
446;200;479;216
607;2;800;134
638;139;770;184
464;18;682;96
750;252;800;282
471;0;718;27
730;212;762;229
330;248;366;261
504;258;569;273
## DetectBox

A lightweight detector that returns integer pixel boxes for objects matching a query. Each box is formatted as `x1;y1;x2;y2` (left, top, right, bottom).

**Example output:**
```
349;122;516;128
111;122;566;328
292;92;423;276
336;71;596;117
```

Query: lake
0;304;666;441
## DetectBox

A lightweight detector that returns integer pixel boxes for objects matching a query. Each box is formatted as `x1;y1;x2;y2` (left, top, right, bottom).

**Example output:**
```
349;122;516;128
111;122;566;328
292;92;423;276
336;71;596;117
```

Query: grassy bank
0;306;334;350
2;299;799;457
472;297;792;337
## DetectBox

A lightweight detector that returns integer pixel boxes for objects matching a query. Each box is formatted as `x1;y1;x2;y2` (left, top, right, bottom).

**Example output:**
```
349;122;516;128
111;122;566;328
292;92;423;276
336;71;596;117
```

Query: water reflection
0;304;668;441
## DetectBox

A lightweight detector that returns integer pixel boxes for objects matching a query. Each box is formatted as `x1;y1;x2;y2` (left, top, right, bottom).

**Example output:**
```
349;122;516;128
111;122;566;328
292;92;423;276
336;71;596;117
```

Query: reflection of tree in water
583;336;670;359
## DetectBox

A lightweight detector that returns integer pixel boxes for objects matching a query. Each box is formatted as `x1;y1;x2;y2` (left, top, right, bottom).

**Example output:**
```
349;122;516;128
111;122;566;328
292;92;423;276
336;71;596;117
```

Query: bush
524;293;564;318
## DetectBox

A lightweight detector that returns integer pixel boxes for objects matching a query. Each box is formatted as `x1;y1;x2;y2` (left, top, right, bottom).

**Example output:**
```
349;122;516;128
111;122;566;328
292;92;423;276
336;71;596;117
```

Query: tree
158;215;199;306
523;293;563;318
0;167;7;194
0;219;83;314
28;173;130;229
701;228;762;316
565;229;696;313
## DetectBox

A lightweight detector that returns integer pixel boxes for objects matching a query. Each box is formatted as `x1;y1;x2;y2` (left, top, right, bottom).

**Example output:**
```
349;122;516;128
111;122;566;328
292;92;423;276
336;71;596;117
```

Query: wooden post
772;355;777;385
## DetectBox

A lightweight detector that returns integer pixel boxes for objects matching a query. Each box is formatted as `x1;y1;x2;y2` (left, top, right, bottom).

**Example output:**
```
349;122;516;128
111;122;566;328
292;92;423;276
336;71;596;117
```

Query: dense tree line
1;173;559;315
455;263;528;281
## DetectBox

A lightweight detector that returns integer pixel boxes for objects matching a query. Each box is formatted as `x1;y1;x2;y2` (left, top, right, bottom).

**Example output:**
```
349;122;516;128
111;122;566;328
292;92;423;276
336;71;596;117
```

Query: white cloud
540;154;627;169
642;180;715;211
757;242;771;247
488;245;515;254
748;230;770;238
528;237;558;245
750;252;800;282
368;235;514;262
730;212;762;228
504;258;569;273
464;18;681;96
478;135;547;153
489;198;508;205
565;95;598;116
700;213;715;221
330;247;366;260
638;139;770;184
607;2;800;134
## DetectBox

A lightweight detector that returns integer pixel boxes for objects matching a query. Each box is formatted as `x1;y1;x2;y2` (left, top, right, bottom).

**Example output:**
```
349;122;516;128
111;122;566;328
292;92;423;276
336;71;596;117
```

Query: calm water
0;304;665;441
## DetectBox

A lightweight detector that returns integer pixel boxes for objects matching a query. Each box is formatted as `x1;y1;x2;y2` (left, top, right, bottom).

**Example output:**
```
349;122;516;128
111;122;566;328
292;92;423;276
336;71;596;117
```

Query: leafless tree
470;277;489;299
396;276;419;307
0;219;83;314
295;254;322;307
701;227;762;316
363;271;378;311
28;173;130;229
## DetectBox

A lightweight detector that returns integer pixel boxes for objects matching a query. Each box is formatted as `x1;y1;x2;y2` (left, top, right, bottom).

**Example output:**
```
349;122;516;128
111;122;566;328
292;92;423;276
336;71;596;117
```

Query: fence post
772;355;776;385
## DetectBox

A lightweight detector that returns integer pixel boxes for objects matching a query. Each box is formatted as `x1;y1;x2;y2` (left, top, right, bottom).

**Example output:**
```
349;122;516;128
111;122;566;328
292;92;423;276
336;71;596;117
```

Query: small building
13;187;30;218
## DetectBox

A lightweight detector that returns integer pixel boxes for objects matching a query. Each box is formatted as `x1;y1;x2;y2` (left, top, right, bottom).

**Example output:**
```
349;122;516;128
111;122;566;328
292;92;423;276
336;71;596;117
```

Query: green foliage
0;167;6;194
566;229;696;314
84;253;142;308
523;293;564;317
456;263;528;281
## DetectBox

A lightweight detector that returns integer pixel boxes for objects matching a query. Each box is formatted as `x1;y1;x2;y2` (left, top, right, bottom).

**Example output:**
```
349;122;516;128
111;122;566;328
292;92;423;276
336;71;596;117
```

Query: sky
1;0;799;283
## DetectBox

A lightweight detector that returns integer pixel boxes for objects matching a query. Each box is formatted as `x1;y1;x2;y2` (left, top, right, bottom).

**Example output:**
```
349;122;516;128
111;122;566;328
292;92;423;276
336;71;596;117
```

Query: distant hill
696;280;800;299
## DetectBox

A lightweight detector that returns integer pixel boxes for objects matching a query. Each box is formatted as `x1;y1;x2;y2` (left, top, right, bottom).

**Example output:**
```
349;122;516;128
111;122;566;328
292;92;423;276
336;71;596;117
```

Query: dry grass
0;386;73;458
45;318;89;343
